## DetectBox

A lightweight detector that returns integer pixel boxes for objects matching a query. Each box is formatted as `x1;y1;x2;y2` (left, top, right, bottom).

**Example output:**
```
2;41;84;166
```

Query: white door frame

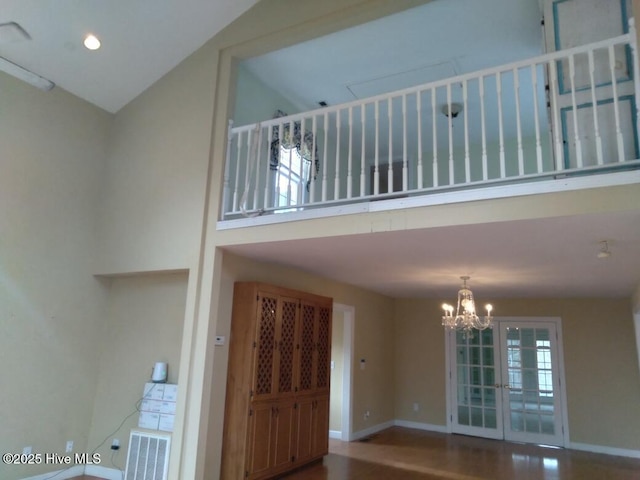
445;316;570;447
333;303;355;441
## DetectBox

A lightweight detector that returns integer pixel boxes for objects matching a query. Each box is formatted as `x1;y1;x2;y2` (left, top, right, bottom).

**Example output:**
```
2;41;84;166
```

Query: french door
448;318;567;446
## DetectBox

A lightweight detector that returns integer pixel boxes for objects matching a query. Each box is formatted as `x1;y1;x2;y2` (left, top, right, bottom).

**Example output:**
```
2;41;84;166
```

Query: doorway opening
329;303;354;441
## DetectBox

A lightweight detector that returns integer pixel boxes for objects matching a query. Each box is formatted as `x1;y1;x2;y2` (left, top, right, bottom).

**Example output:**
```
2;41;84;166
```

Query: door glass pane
458;406;470;425
511;411;524;432
484;388;496;407
471;407;483;427
485;408;497;428
525;412;541;433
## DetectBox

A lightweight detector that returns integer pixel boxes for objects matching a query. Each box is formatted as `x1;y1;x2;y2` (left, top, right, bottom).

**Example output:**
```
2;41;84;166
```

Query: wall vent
124;430;171;480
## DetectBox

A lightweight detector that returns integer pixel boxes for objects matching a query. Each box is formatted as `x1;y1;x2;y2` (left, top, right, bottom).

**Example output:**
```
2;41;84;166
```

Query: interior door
450;328;504;439
543;0;636;168
499;322;565;446
449;318;566;446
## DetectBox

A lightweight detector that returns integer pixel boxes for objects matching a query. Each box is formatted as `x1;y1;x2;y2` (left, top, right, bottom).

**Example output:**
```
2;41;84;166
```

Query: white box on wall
144;382;165;400
138;411;160;430
158;414;175;432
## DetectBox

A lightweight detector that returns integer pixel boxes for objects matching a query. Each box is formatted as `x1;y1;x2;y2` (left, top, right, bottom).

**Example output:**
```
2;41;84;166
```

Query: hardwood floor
281;427;640;480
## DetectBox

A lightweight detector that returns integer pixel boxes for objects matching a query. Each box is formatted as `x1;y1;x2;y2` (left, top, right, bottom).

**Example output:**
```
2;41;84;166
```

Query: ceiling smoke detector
441;103;463;118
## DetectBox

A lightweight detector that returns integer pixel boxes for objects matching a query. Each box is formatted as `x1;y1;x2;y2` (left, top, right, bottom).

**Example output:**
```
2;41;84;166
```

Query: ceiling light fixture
441;103;463;118
597;240;611;259
442;276;493;336
83;34;101;51
0;56;55;91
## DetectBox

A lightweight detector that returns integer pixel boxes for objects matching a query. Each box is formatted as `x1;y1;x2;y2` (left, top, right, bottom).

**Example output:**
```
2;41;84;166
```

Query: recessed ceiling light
83;34;101;51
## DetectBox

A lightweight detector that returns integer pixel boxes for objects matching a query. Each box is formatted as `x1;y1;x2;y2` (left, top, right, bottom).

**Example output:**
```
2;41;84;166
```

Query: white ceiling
0;0;258;113
224;209;640;299
242;0;543;111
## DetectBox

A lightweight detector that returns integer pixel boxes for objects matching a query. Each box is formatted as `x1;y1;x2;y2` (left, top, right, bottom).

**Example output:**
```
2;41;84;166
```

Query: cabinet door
275;297;299;399
247;402;274;479
253;293;279;401
294;396;314;464
271;399;297;471
315;306;332;395
311;395;330;457
297;302;317;396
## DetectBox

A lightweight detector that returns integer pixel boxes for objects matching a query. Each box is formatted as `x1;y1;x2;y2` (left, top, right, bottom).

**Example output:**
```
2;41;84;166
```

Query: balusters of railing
531;64;543;173
463;79;470;183
548;60;564;171
274;123;283;208
334;112;341;200
402;94;408;192
254;127;262;211
388;98;393;193
608;44;625;162
374;100;380;195
223;120;233;217
514;67;524;176
347;107;353;199
287;120;294;207
479;76;488;181
417;91;423;190
432;88;438;187
244;129;253;209
568;55;583;168
587;50;604;165
360;105;366;197
447;83;454;185
322;112;328;202
299;118;306;206
497;71;506;178
233;130;242;211
264;124;272;209
310;115;317;203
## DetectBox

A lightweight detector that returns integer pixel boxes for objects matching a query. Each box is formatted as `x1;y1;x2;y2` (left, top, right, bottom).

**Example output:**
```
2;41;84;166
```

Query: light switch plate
215;335;226;346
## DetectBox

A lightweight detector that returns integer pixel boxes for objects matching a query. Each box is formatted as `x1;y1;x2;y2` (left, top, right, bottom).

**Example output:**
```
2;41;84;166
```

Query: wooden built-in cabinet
221;282;332;480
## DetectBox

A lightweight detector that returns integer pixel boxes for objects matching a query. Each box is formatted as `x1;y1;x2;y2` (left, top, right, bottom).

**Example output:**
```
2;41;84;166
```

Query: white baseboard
351;420;395;441
85;465;124;479
394;419;448;434
329;430;342;439
569;442;640;459
21;466;84;480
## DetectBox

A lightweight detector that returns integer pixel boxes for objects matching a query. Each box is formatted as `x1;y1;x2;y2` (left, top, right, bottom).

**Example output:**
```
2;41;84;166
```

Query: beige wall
95;43;216;275
0;72;112;480
330;311;345;432
87;273;187;467
394;297;640;450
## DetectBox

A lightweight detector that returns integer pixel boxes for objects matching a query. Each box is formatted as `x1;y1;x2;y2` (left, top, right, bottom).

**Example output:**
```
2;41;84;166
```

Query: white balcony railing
222;22;640;220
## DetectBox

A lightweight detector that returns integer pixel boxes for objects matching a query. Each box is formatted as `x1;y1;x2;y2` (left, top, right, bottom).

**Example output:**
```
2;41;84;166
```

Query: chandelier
441;276;493;335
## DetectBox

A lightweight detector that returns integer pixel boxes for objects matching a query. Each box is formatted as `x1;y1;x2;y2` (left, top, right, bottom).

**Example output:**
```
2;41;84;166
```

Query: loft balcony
219;26;640;228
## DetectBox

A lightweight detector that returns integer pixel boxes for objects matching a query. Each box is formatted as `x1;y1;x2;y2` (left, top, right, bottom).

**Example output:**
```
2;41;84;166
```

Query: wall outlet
23;446;32;455
363;410;370;421
413;402;419;412
66;441;73;453
111;438;120;451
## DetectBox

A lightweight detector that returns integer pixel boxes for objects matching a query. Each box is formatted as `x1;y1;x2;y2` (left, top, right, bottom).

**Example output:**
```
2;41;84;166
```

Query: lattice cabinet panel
254;295;278;398
316;306;332;391
299;304;316;394
277;299;298;395
222;282;332;480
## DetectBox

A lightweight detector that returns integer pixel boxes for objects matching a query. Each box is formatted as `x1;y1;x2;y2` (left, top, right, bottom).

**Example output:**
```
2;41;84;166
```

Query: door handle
504;384;511;389
494;384;501;388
